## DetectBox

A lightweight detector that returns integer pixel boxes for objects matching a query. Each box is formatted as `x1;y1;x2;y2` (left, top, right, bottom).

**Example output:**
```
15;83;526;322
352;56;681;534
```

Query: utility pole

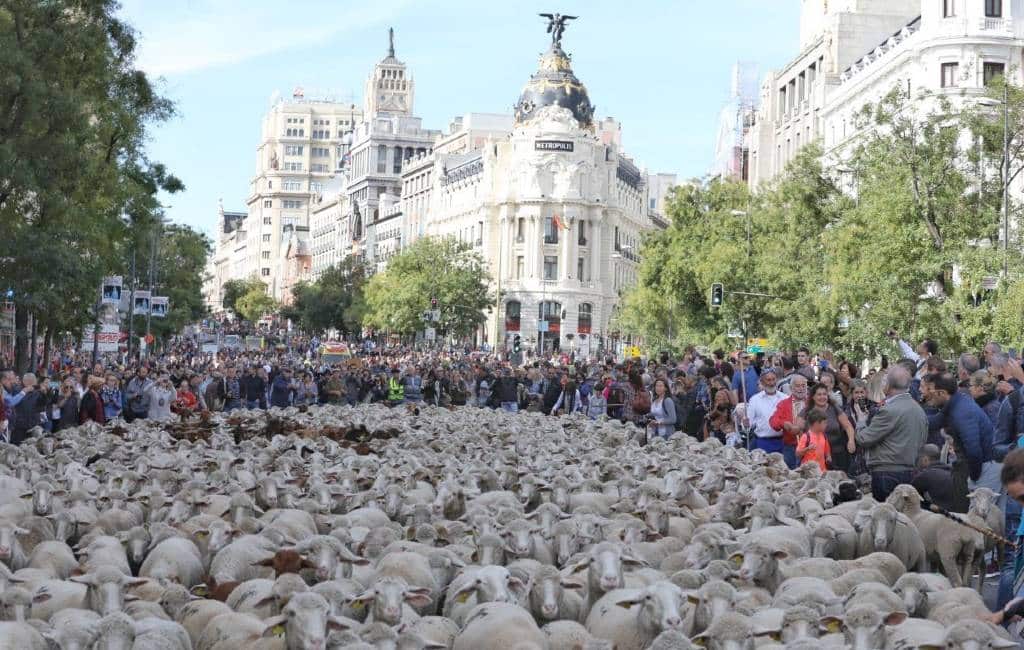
126;248;136;362
144;223;161;358
1003;80;1010;278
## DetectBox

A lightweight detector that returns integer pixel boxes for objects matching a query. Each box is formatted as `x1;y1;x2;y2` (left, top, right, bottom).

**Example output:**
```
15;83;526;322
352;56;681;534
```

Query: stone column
590;215;603;284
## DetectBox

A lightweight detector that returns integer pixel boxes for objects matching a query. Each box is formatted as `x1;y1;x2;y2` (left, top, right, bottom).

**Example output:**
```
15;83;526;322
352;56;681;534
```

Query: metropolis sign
535;140;574;152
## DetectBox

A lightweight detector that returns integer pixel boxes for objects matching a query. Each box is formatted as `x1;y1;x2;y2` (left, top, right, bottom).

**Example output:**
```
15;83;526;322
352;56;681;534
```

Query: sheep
856;503;927;572
527;563;585;624
293;534;370;582
820;604;907;650
0;621;48;650
0;521;30;571
404;615;460;649
348;575;432;626
938;619;1018;649
503;518;554;565
808;514;857;560
207;534;278;584
565;541;648;617
140;536;205;588
131;616;192;650
965;487;1005;591
80;535;131;575
835;551;905;586
843;581;904;615
25;540;76;579
582;581;689;650
158;584;233;647
195;611;266;650
452;602;547;650
892;572;953;617
691;611;758;650
885;485;978;587
442;565;527;627
260;591;353;650
828;567;890;597
40;609;100;650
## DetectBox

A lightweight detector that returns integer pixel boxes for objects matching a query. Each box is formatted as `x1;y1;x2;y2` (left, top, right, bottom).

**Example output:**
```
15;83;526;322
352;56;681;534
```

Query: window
984;62;1006;86
393;147;402;174
311;163;329;173
282;179;303;191
261;251;270;259
578;221;587;245
263;217;272;225
262;234;271;242
539;301;562;332
312;129;330;139
263;199;272;208
578;303;593;334
543;255;558;281
284;128;305;137
577;257;585;281
284;145;303;156
515;256;524;279
649;198;656;210
282;199;303;209
516;218;525;242
986;0;1002;17
310;182;323;194
941;62;959;88
261;268;270;277
312;147;330;157
505;301;521;332
284;162;303;171
544;217;559;244
943;0;956;17
377;145;387;173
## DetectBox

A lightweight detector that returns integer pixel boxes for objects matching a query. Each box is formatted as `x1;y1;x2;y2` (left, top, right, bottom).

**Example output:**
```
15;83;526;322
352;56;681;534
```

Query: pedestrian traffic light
710;283;724;308
430;297;438;309
513;334;521;354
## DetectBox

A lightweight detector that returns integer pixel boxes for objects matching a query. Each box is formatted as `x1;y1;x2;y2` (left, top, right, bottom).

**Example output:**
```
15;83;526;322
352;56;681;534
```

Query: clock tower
363;28;415;117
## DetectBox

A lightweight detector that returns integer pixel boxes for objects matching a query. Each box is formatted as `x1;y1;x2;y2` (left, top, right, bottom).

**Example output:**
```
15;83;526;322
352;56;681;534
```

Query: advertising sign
101;277;123;305
132;290;151;315
150;297;168;318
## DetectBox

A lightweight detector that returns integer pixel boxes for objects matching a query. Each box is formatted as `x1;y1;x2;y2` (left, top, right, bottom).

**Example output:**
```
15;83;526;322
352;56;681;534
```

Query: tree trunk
29;314;37;372
13;305;28;374
42;326;52;375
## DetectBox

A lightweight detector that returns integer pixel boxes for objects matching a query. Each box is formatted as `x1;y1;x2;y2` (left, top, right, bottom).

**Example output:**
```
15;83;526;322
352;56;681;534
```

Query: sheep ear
615;595;644;609
883;611;907;626
771;550;788;560
32;592;52;604
560;577;584;590
621;552;648;567
566;558;590;574
403;587;432;608
451;583;477;604
190;584;209;597
252;557;275;567
69;574;95;586
262;615;287;638
253;596;278;609
991;640;1020;650
326;616;352;632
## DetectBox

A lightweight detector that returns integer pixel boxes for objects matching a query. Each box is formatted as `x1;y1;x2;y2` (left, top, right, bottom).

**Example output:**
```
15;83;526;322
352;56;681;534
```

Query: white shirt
747;389;786;439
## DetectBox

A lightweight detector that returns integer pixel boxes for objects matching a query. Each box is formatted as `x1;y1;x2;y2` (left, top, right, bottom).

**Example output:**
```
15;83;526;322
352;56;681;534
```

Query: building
309;176;352;279
346;30;441;272
747;0;921;187
204;202;248;312
710;62;759;181
407;24;671;356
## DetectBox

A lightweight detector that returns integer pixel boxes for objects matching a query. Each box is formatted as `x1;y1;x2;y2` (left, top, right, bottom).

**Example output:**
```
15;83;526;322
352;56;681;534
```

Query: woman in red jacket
79;376;106;425
769;374;810;469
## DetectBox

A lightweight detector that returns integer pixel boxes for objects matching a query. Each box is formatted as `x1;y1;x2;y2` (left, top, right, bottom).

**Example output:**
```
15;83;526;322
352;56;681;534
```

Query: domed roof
514;44;595;130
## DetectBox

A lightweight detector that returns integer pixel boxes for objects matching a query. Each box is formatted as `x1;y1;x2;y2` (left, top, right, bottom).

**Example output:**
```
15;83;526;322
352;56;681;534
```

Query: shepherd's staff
925;502;1018;550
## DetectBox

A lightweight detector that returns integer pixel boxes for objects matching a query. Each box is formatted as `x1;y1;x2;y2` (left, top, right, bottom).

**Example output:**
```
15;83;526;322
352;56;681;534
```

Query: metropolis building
412;26;670;355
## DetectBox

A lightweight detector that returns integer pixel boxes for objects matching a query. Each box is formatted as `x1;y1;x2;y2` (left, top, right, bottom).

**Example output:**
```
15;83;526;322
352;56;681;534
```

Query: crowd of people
2;330;1024;609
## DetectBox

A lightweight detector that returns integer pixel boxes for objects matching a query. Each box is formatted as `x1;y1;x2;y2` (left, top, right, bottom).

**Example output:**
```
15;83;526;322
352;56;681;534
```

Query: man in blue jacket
923;372;994;513
269;367;295;408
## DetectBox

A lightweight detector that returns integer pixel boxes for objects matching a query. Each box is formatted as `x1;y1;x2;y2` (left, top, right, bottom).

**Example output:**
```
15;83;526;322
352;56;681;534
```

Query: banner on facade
101;277;123;305
132;290;151;315
150;297;169;318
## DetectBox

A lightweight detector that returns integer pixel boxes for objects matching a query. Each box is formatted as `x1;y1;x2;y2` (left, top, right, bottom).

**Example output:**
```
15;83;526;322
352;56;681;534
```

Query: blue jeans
782;444;797;469
998;499;1022;609
755;436;784;455
223;398;241;412
244;399;261;410
500;402;518;413
871;470;913;502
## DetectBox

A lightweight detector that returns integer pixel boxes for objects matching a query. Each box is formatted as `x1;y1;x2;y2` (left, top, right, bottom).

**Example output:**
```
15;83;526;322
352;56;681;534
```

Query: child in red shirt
796;408;832;472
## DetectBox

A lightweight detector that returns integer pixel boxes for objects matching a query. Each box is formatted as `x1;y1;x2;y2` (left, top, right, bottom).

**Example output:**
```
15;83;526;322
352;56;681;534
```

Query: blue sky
117;0;800;237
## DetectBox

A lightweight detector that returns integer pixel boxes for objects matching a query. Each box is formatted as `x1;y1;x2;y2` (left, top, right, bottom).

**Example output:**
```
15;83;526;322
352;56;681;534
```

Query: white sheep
140;536;205;588
452;602;547;650
584;581;689;650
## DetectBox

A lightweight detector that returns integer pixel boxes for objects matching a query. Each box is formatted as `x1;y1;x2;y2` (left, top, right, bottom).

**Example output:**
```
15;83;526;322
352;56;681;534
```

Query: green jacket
387;377;404;402
855;392;927;473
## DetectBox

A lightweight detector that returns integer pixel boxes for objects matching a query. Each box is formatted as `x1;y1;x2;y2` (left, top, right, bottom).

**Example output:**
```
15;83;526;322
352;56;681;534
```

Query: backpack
632;390;651;415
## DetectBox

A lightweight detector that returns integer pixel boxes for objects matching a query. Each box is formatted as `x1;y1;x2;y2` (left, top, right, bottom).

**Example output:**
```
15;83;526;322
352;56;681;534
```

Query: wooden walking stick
927;503;1018;550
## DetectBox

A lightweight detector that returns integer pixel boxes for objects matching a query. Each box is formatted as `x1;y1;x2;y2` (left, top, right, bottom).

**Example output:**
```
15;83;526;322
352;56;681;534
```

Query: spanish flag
552;214;569;231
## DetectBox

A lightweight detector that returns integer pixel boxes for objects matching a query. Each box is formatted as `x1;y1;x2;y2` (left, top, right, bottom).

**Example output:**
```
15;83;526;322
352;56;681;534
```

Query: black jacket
911;463;957;513
492;377;519;403
240;375;266;402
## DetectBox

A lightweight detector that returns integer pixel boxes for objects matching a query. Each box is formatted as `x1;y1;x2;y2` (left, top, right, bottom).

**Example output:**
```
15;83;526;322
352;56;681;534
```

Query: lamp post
978;84;1011;277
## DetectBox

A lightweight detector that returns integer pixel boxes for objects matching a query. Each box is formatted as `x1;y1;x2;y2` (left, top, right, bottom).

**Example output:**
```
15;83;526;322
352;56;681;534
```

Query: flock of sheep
0;403;1018;649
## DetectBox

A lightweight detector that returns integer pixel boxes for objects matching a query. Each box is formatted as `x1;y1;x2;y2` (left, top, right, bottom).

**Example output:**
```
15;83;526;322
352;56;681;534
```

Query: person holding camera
54;378;79;432
146;375;176;422
101;374;122;421
125;367;152;421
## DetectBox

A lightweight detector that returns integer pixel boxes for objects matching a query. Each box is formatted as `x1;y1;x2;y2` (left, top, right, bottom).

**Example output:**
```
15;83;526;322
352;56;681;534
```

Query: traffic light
513;334;521;354
430;297;438;309
710;283;724;309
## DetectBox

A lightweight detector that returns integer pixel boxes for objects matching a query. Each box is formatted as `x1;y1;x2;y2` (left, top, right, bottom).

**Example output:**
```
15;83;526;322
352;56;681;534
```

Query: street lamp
978;87;1011;278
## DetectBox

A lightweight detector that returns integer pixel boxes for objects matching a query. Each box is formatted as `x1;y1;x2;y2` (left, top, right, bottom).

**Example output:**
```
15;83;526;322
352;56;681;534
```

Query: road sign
537;320;549;333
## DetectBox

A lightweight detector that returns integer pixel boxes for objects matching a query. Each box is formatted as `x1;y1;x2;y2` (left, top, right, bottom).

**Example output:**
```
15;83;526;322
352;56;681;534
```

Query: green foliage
221;279;261;314
363;238;492;336
234;281;278;323
0;0;181;368
622;84;1024;359
285;258;367;336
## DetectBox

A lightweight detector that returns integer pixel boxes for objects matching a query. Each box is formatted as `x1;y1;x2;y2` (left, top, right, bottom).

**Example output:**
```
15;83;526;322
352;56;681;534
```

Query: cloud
119;0;411;76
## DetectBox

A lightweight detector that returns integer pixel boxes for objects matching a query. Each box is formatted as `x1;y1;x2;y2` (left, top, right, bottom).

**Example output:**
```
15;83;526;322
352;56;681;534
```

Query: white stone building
309;176;353;279
204;202;248;312
747;0;922;187
406;32;671;356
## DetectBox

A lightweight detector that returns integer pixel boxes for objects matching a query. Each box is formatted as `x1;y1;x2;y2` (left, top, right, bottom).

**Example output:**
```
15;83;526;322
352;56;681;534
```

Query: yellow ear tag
350;601;364;611
730;555;743;567
456;592;471;603
694;638;707;647
826;620;841;633
272;624;286;635
196;532;208;539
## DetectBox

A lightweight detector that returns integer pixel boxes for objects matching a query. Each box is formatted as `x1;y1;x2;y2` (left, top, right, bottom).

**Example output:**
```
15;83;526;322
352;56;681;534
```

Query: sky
117;0;801;237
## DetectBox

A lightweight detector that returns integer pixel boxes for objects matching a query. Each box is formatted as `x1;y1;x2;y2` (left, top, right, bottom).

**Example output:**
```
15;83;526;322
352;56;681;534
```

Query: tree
234;281;277;323
285;257;366;336
0;1;180;370
221;279;260;315
363;238;492;337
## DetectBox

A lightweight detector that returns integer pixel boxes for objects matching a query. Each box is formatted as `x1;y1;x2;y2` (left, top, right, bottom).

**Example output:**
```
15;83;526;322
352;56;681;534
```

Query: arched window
539;300;562;333
578;303;593;334
505;301;521;332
